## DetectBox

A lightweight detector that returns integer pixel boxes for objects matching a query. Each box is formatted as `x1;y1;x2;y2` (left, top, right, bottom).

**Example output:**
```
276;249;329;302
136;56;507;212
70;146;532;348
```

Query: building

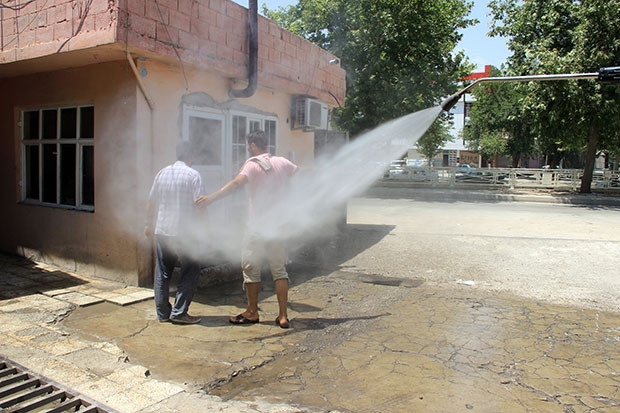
443;65;493;167
404;66;491;168
0;0;346;286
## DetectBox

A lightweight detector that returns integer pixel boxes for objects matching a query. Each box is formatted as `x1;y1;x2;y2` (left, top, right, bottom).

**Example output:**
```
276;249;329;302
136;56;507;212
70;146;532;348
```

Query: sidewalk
0;254;314;412
365;183;620;206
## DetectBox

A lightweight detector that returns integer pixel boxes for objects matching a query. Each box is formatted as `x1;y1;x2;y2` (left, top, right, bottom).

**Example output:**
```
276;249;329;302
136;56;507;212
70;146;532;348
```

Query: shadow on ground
0;254;88;300
190;223;396;309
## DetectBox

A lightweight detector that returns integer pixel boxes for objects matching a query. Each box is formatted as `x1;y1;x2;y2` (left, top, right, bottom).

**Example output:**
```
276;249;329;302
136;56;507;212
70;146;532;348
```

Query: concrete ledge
363;183;620;207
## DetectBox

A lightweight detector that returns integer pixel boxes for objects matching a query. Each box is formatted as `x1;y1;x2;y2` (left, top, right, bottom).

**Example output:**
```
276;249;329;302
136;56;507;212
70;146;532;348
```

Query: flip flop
275;316;290;329
229;314;259;325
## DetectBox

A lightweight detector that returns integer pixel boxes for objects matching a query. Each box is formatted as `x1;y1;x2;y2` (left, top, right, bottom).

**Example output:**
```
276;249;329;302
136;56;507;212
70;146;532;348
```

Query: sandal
229;314;259;325
275;316;290;329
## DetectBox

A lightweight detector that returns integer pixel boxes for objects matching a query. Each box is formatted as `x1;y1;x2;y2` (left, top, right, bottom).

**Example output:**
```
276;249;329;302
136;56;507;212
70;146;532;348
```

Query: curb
362;184;620;207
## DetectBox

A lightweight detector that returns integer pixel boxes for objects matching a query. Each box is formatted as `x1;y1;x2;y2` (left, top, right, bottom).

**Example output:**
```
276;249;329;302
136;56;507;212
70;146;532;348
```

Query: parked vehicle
455;164;474;175
455;165;506;183
386;160;407;178
409;168;434;181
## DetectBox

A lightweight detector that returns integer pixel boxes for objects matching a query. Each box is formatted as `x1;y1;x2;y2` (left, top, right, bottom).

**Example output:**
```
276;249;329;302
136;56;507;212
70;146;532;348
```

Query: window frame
183;105;278;180
229;111;278;175
20;104;95;212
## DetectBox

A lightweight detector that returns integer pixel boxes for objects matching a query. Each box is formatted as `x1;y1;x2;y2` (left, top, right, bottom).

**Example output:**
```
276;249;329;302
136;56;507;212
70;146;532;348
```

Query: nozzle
440;93;462;112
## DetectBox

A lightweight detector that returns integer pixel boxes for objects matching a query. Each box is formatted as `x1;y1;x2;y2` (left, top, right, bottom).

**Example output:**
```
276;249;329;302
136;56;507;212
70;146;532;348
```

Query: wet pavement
1;189;620;412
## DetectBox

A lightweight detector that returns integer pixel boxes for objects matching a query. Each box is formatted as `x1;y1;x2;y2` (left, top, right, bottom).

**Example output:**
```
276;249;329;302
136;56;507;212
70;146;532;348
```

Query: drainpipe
230;0;258;98
126;52;155;286
440;67;620;112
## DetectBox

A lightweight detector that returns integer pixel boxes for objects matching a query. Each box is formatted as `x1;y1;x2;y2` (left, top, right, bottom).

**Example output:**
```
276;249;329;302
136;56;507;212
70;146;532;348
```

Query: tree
488;0;620;192
477;131;507;165
263;0;476;137
416;118;453;165
463;66;536;167
571;0;620;191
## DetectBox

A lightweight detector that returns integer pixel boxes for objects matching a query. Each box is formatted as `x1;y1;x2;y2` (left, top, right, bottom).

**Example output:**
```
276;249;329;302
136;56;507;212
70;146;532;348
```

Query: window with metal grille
21;105;95;211
231;115;277;174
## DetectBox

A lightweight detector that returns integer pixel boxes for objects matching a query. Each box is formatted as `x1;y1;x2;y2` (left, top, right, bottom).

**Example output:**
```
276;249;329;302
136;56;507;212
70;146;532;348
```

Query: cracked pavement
1;190;619;412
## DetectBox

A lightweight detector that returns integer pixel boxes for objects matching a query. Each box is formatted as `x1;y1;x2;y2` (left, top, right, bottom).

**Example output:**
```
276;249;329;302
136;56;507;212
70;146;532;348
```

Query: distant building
443;65;493;167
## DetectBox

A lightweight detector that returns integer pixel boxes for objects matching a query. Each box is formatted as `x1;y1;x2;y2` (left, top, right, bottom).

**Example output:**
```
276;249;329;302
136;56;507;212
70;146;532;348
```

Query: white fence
384;167;620;191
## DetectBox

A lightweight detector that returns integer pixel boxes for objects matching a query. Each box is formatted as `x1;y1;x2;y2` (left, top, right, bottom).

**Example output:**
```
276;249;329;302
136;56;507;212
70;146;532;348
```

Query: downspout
126;52;155;286
229;0;258;98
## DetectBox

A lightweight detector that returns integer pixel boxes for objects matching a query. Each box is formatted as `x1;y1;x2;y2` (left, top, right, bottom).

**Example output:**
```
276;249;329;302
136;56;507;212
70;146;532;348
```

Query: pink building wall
0;0;347;285
0;0;345;106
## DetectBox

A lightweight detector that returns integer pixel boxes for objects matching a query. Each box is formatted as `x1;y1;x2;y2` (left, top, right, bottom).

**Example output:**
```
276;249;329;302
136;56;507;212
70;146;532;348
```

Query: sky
231;0;510;72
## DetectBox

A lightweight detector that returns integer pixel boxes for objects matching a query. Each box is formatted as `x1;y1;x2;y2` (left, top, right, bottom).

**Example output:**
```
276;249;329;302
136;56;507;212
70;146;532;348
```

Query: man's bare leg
230;282;260;323
275;278;289;327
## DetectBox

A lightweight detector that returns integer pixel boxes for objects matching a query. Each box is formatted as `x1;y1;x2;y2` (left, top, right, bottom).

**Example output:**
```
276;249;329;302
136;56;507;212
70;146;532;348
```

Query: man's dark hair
246;130;268;150
176;140;194;162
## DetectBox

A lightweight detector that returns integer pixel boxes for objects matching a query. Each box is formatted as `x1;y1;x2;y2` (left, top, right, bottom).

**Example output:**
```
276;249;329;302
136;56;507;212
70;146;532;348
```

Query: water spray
440;66;620;112
204;66;620;255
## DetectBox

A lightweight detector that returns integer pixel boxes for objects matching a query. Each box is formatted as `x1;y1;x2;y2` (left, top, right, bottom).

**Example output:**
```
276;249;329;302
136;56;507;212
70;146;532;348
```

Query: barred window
231;115;277;173
21;105;94;211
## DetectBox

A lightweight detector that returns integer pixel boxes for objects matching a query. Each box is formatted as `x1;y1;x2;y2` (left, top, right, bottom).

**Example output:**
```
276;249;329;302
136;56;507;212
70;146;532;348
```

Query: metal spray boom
440;66;620;112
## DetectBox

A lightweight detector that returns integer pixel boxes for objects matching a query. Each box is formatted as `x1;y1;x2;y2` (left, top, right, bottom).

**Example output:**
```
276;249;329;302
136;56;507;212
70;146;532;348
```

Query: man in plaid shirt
145;141;203;324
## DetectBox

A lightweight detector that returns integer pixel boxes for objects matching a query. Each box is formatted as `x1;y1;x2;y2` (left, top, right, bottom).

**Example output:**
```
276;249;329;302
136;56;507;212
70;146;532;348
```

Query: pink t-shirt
239;153;297;223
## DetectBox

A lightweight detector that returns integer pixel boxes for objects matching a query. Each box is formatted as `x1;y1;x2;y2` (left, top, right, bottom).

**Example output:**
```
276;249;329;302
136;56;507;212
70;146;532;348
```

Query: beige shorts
241;232;289;285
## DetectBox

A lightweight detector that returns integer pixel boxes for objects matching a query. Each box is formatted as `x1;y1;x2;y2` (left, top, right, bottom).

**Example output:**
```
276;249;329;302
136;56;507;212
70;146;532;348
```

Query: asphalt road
343;195;620;313
205;194;620;411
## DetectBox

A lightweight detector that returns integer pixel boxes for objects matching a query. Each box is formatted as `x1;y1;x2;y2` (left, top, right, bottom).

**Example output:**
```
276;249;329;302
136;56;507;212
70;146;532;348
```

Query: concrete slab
53;291;106;306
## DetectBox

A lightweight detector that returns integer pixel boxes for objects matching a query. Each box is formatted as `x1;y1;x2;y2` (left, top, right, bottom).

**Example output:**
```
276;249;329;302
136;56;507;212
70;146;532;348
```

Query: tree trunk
579;126;599;194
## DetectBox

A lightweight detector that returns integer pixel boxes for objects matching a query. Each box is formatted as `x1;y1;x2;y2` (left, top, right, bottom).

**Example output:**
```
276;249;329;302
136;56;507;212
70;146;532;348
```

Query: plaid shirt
149;161;203;237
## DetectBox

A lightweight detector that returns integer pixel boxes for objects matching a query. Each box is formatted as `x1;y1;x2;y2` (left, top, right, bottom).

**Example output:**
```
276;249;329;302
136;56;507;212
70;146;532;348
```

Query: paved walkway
0;254;308;412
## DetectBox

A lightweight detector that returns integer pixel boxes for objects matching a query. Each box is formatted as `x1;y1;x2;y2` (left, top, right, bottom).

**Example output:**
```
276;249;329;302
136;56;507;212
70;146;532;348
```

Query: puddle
64;274;620;412
203;283;620;412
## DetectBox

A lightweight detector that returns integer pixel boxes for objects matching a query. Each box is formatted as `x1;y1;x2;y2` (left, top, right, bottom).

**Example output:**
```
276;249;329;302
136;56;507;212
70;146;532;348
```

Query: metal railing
384;166;620;191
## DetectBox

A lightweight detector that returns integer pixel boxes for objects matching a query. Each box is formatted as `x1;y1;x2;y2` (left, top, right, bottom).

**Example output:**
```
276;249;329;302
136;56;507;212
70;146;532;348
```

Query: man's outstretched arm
196;173;248;207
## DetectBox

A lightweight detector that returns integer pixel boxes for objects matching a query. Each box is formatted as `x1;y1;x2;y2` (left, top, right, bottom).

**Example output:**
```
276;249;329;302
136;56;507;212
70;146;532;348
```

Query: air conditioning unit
294;97;328;129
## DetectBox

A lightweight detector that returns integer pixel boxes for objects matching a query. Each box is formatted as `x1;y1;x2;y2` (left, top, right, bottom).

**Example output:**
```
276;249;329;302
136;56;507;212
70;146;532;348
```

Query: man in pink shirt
196;130;297;328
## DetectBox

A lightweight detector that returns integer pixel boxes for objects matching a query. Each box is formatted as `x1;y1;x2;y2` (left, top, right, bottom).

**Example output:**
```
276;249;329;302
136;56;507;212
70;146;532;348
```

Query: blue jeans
153;235;200;320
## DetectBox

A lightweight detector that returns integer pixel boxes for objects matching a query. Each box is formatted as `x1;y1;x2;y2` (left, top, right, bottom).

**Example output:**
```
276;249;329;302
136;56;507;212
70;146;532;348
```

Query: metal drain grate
0;357;117;413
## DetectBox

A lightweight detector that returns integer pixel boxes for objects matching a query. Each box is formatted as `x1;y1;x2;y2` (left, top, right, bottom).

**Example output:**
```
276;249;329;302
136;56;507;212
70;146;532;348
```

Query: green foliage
482;0;620;190
574;0;620;170
263;0;476;137
416;118;453;163
463;66;537;167
477;130;507;160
